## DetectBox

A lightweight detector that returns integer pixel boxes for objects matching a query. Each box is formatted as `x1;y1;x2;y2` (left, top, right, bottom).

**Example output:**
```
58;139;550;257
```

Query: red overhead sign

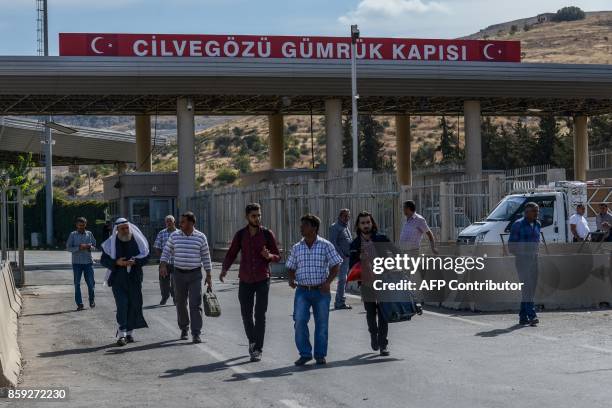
59;33;521;62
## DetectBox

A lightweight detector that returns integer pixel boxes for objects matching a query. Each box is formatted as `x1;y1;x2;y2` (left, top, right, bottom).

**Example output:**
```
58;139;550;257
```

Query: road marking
280;399;310;408
150;315;262;383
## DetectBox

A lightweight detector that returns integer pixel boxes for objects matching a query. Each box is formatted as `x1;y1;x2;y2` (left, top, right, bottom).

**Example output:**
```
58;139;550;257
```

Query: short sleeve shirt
285;236;343;286
399;213;430;250
569;213;590;239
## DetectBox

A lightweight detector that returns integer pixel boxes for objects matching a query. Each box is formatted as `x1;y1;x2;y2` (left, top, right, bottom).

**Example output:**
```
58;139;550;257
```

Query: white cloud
338;0;450;28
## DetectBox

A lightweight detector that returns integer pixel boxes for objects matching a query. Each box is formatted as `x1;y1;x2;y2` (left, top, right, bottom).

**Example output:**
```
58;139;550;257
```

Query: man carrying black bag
349;211;393;357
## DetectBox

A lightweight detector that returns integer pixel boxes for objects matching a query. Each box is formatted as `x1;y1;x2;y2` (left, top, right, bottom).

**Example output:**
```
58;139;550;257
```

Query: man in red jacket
220;203;281;362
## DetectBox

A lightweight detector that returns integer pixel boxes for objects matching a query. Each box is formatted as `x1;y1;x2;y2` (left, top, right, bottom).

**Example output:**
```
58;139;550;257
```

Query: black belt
175;267;200;273
298;284;323;290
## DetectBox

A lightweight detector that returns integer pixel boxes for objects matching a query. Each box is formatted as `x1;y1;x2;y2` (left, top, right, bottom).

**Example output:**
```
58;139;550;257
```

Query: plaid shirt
286;236;343;286
399;213;430;250
66;230;96;265
154;228;177;264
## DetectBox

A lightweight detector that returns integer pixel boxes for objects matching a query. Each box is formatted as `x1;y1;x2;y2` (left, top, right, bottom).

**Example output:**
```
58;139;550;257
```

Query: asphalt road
8;263;612;408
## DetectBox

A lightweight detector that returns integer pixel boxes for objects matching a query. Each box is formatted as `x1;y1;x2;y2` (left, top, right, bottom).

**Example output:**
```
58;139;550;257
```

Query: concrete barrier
0;261;22;387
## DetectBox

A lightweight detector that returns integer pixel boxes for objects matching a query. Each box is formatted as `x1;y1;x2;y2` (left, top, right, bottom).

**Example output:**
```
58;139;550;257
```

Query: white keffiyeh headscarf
101;218;149;283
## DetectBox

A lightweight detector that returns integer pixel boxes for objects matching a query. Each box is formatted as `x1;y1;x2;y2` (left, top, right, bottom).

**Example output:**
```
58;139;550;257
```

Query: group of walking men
67;197;578;362
66;200;439;364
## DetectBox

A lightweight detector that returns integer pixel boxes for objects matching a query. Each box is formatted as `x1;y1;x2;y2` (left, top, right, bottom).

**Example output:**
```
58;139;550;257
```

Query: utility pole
350;25;360;174
38;0;54;246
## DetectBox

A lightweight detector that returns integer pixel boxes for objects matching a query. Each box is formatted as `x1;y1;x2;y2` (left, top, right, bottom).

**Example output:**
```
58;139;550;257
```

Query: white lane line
579;344;612;354
150;315;262;383
280;399;310;408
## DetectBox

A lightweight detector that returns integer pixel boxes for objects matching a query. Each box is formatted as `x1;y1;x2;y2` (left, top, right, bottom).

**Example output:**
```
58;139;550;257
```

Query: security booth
103;172;178;244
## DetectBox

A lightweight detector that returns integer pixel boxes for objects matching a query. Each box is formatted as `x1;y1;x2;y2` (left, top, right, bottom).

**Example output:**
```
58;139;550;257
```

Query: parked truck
457;180;612;245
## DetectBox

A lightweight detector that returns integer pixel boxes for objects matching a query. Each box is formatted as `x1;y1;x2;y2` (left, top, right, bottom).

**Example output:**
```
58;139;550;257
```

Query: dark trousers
238;279;270;352
160;264;175;301
364;301;388;348
173;268;203;335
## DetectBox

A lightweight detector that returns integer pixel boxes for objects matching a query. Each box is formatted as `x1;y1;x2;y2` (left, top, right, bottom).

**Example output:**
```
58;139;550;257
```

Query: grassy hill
47;10;612;195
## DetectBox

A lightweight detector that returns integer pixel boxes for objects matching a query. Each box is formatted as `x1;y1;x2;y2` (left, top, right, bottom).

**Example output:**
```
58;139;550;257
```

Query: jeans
160;264;175;301
334;258;350;308
238;279;270;352
515;255;539;320
173;268;203;335
293;286;331;359
364;301;388;347
72;263;95;306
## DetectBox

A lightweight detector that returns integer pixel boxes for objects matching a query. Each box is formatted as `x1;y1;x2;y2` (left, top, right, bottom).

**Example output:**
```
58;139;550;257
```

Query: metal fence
590;148;612;170
190;165;557;253
0;187;24;286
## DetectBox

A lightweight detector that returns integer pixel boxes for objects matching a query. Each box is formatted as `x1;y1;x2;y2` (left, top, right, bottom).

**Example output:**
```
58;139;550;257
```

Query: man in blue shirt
66;217;97;311
508;202;541;326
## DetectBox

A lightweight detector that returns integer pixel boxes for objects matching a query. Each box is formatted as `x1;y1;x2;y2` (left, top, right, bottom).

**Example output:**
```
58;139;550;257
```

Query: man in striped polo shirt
160;211;212;344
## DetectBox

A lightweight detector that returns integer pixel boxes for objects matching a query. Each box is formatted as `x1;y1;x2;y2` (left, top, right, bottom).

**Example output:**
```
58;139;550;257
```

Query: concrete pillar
464;101;483;180
177;97;196;212
395;114;412;186
268;114;284;169
573;116;589;181
135;115;152;172
325;99;343;177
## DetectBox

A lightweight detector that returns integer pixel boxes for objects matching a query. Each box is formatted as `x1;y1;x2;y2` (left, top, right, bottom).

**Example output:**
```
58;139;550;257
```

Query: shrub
553;6;585;22
215;167;239;184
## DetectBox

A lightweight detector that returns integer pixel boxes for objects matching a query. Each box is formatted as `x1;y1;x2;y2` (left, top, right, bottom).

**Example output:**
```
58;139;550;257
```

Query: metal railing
1;187;24;286
590;148;612;170
189;166;559;252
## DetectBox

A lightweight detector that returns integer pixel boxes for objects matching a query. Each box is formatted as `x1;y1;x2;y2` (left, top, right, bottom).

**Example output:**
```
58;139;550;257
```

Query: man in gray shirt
329;209;352;310
66;217;97;311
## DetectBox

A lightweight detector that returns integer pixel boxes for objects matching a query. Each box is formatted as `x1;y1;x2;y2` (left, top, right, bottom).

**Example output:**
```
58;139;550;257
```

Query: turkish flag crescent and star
58;33;521;62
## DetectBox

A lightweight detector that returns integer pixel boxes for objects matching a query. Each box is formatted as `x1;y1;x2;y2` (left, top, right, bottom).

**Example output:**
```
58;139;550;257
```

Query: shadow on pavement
105;339;190;355
225;353;401;381
23;309;78;317
474;324;527;337
159;356;249;378
38;343;118;358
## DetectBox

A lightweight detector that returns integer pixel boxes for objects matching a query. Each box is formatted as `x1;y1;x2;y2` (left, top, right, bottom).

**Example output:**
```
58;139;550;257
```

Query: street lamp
350;25;360;174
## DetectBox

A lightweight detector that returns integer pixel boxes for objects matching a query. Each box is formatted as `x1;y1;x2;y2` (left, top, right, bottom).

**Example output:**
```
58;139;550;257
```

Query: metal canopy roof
1;56;611;116
0;116;166;165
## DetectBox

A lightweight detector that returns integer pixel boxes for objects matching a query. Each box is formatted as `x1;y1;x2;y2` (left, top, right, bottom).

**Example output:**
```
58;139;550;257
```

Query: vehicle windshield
486;196;526;221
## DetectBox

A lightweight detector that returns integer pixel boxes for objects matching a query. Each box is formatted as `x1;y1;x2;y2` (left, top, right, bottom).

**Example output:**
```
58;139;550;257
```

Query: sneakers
250;349;262;362
76;304;85;311
126;335;134;343
334;304;352;310
180;329;189;340
116;337;127;346
294;356;313;366
89;300;95;308
380;346;390;357
529;318;540;327
370;334;380;351
519;319;530;325
315;357;327;365
192;335;202;344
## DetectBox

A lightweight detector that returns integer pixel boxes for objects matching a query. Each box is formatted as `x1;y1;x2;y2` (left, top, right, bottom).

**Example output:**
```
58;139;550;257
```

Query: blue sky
1;0;610;55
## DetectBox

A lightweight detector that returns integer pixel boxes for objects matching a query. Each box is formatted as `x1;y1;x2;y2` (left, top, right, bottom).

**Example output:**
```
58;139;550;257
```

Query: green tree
437;116;462;165
534;115;560;165
553;6;585;22
413;141;437;168
0;153;37;198
232;154;252;174
359;115;386;170
589;114;612;150
512;119;535;166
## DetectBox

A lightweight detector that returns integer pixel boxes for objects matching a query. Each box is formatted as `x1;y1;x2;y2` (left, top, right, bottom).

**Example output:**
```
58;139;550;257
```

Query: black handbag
203;287;221;317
